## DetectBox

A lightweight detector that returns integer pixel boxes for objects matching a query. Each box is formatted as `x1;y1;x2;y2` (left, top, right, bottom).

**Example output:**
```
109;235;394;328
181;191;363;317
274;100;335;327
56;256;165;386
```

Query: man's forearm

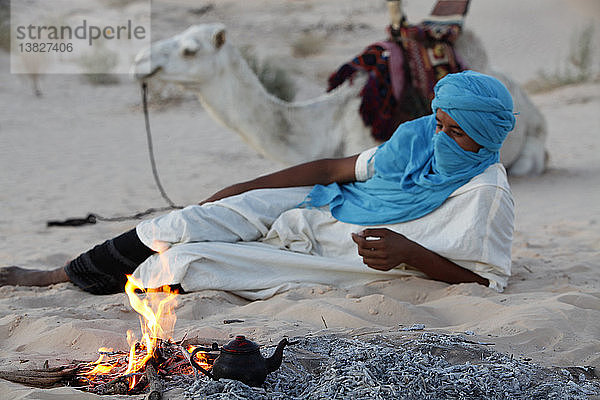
404;240;489;286
201;155;358;204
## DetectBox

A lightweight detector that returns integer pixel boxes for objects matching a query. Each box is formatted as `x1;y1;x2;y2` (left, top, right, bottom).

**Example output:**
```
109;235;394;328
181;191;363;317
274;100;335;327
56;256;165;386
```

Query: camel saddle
327;0;471;141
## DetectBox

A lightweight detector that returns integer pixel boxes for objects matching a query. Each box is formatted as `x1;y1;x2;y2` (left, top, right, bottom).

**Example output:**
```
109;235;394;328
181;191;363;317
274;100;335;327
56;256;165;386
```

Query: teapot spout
265;338;289;373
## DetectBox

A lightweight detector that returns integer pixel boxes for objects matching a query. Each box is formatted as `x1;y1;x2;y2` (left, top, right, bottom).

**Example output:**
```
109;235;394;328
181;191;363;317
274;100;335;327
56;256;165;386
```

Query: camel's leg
0;266;69;287
507;135;547;176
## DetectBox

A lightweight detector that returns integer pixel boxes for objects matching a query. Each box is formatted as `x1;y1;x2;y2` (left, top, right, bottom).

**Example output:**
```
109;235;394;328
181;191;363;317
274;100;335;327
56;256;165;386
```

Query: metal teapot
190;335;289;387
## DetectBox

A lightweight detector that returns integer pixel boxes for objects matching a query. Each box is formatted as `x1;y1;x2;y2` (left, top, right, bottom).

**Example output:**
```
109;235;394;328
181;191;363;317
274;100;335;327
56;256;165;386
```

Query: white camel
133;23;547;176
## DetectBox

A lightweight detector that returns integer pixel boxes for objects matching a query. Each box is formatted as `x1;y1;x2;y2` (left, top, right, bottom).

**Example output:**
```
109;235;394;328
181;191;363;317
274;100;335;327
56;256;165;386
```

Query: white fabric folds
134;164;513;300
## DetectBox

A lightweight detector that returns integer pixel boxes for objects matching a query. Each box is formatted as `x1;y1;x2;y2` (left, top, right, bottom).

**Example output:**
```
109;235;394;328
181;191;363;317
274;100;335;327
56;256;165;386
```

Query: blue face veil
305;71;516;225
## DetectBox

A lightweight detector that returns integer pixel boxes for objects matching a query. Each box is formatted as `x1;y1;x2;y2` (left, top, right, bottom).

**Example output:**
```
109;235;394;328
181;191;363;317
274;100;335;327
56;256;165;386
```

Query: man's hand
351;228;416;271
351;228;490;286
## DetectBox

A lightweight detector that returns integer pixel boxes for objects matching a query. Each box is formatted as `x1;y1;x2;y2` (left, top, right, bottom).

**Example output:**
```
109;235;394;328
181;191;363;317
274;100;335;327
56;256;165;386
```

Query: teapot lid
222;335;260;354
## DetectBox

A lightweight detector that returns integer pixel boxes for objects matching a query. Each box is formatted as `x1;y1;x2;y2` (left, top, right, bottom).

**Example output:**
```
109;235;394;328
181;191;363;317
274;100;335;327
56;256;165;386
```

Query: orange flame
86;363;114;376
84;347;114;379
186;345;213;369
79;248;184;391
89;347;113;365
123;273;178;388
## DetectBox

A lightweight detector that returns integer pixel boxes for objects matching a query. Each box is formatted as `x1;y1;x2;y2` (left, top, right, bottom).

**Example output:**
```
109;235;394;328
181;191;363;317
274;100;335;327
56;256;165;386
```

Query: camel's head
132;23;227;84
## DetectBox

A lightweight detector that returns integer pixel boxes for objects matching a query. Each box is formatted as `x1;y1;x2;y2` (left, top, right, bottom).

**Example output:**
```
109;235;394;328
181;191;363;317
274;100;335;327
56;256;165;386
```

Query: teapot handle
190;347;216;380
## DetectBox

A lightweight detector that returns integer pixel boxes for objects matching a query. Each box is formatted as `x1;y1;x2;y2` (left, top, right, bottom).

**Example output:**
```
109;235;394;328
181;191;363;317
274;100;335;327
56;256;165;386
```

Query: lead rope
47;83;183;227
140;81;181;210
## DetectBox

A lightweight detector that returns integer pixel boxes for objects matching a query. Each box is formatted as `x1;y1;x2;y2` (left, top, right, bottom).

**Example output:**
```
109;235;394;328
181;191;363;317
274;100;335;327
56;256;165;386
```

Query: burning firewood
70;338;214;395
93;375;131;395
0;276;216;396
145;361;163;400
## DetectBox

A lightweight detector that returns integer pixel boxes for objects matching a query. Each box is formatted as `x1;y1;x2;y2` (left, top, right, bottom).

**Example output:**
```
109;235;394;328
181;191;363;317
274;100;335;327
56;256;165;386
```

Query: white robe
134;150;514;300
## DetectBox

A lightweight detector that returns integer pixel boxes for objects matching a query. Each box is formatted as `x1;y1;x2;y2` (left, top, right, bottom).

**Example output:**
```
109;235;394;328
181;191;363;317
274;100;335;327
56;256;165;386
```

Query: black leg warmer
64;228;156;295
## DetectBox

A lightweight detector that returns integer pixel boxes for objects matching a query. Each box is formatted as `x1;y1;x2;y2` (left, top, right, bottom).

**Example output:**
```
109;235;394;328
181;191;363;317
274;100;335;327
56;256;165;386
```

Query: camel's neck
192;46;297;161
183;45;348;164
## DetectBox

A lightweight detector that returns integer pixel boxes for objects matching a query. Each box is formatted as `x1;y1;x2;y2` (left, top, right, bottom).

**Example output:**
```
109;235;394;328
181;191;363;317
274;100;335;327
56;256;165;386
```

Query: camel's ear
213;29;226;49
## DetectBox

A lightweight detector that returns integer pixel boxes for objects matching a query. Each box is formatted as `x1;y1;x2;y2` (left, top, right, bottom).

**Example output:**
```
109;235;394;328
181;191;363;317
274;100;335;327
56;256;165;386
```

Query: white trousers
134;187;410;300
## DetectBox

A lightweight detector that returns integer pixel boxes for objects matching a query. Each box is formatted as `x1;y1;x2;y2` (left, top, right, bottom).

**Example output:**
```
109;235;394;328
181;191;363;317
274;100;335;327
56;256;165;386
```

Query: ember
73;338;216;395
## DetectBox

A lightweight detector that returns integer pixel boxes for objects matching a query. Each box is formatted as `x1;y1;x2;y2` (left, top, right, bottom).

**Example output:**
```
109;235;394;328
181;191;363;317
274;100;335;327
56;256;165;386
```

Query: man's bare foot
0;266;69;287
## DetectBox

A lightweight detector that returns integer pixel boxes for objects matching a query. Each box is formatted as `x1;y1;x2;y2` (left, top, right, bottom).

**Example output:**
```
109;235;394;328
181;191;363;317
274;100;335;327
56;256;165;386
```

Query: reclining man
1;71;515;300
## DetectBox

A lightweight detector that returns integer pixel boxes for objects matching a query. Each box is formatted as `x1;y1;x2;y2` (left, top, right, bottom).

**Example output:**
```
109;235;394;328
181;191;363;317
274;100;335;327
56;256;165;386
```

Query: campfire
74;338;215;395
36;272;218;396
0;263;220;396
71;274;216;396
0;255;288;396
63;250;224;396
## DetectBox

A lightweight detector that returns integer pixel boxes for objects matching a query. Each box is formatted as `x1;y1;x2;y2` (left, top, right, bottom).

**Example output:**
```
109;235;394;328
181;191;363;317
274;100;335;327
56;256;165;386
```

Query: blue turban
305;71;516;225
431;70;515;151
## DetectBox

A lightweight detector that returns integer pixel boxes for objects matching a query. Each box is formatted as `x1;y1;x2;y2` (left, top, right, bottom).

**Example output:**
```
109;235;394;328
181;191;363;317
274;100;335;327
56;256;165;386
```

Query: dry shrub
78;43;120;85
291;32;326;58
240;45;296;102
101;0;142;8
524;23;597;93
0;0;9;52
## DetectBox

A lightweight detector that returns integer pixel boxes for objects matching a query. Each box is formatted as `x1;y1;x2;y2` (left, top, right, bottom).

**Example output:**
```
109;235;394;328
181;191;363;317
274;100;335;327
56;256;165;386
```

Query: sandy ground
1;0;600;398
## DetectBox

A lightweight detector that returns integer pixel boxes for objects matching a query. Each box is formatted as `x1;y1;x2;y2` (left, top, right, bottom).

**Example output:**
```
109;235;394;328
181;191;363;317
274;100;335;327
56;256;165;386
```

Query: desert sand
1;0;600;398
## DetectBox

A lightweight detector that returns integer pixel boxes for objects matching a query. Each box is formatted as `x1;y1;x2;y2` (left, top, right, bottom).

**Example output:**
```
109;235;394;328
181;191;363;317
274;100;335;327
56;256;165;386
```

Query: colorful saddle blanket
327;22;465;142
